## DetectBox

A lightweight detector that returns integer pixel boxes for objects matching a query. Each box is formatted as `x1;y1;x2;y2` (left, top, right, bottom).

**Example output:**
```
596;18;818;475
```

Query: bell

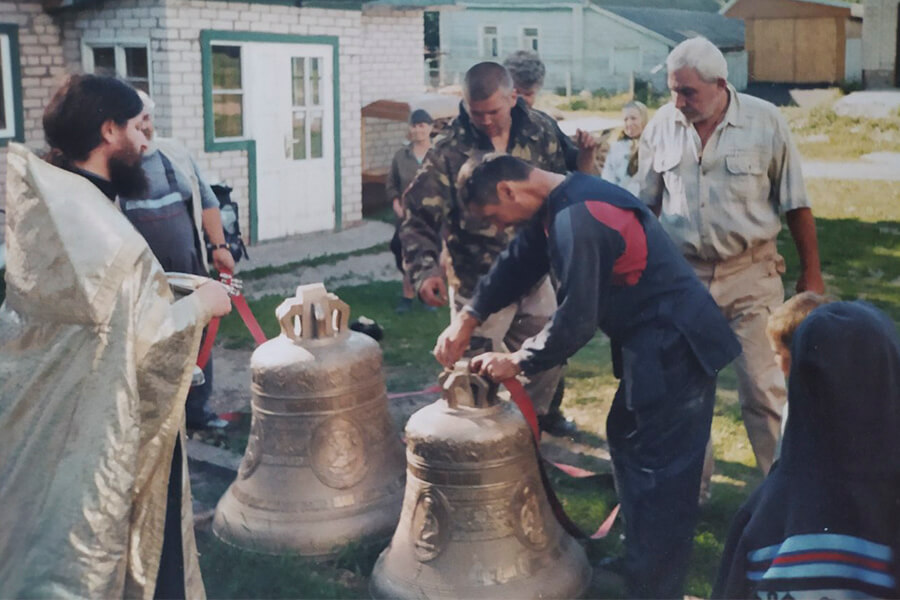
212;283;406;556
370;363;591;599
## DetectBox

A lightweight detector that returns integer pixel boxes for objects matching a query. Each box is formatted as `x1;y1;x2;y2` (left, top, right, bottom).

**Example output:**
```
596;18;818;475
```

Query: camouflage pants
450;276;563;415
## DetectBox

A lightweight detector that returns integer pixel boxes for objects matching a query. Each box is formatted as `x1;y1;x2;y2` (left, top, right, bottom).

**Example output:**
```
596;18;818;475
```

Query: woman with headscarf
713;301;900;599
601;101;648;195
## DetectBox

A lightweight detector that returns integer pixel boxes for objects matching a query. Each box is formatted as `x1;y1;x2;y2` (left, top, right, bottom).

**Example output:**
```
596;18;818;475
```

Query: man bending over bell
434;155;740;599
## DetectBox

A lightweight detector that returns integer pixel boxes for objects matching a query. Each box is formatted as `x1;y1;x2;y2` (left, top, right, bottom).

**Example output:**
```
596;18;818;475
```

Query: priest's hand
433;311;479;367
470;352;521;382
196;280;232;317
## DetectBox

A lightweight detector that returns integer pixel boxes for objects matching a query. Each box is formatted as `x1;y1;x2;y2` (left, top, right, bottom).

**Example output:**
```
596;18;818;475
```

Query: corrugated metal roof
594;0;721;10
44;0;452;12
366;0;454;6
461;0;722;8
602;6;745;50
458;0;580;6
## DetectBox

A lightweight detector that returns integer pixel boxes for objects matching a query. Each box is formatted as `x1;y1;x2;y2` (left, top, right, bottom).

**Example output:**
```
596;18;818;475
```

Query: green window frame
0;24;24;146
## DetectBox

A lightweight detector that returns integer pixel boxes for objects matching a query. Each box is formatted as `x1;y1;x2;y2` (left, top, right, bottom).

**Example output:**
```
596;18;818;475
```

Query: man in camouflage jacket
400;62;582;432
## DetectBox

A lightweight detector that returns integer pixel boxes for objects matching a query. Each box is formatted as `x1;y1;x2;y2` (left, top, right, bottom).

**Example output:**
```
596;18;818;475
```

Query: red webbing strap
232;294;267;346
197;316;220;370
196;270;266;369
502;377;621;540
502;378;540;440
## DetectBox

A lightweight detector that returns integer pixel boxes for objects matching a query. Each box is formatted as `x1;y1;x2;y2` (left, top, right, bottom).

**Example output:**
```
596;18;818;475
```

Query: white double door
245;42;335;240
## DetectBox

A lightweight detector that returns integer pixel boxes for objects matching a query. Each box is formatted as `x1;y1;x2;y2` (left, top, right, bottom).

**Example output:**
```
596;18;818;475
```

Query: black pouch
205;183;249;264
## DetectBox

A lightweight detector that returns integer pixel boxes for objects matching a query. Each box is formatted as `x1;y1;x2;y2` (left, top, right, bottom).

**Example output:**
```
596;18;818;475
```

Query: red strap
232;294;267;346
502;378;540;441
196;270;266;369
502;376;620;540
197;316;219;370
592;503;621;540
550;462;597;479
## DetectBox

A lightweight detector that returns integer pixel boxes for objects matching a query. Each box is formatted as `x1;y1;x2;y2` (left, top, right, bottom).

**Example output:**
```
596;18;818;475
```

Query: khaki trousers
450;277;564;415
689;240;787;478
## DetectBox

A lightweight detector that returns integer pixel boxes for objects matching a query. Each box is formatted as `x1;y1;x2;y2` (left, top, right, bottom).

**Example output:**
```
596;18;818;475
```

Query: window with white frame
291;56;325;160
521;27;539;53
84;42;151;92
210;45;244;140
481;25;499;58
0;32;16;140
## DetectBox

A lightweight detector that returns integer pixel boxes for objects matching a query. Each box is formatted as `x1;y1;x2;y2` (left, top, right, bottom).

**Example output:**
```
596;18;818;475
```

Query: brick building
0;0;441;246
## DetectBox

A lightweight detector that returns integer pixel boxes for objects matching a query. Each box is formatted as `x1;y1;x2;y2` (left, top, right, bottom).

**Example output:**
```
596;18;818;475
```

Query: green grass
197;531;367;599
786;104;900;161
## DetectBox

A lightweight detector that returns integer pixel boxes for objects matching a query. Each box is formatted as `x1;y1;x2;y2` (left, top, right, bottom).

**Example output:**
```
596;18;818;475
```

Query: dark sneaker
187;413;228;432
538;411;578;437
394;297;413;314
418;298;438;312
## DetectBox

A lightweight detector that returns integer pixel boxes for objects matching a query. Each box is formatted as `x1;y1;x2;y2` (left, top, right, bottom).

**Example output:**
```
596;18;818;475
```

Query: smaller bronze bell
370;362;591;599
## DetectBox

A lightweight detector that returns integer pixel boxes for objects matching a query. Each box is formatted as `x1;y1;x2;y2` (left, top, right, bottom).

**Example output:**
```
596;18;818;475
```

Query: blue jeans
607;344;716;599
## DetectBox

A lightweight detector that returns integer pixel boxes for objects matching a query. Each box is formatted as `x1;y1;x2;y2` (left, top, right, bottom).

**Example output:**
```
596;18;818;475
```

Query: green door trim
0;23;25;147
200;29;342;241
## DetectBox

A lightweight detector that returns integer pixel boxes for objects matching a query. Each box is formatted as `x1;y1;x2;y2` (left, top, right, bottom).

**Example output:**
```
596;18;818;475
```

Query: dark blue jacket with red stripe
713;302;900;599
468;173;740;408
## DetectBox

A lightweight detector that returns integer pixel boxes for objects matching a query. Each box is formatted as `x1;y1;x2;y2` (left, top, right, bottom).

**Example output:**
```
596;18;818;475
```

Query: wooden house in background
723;0;863;85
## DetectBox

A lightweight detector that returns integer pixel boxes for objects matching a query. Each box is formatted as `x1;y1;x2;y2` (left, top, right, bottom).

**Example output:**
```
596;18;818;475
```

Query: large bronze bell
370;363;591;599
213;283;406;556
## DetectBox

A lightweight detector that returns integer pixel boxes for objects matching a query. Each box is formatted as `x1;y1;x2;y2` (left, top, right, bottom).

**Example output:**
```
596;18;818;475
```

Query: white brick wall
4;0;424;245
360;7;424;105
0;0;68;238
360;7;425;175
364;117;408;174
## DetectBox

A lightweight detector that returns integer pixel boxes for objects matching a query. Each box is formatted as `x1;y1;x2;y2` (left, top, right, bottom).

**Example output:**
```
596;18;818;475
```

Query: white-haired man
638;37;824;493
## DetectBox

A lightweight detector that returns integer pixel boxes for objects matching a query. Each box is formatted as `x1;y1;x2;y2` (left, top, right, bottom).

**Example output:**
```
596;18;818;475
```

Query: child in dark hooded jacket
714;301;900;599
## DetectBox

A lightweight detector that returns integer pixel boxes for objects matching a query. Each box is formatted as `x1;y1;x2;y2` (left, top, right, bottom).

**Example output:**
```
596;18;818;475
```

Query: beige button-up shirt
637;85;809;262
